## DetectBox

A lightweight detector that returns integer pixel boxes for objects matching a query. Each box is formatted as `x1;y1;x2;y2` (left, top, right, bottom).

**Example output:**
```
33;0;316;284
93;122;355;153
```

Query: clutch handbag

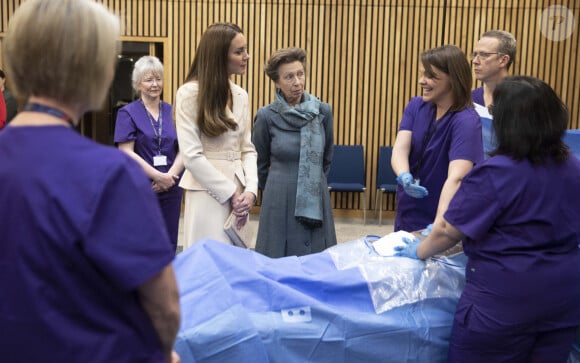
223;211;255;249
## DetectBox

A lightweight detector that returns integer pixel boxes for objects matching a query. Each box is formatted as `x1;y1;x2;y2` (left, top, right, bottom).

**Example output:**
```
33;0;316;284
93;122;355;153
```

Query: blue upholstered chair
375;146;398;225
327;145;367;224
563;130;580;159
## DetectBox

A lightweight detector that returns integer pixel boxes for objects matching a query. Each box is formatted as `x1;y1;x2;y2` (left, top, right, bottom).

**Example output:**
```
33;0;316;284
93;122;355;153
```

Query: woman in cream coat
175;23;258;249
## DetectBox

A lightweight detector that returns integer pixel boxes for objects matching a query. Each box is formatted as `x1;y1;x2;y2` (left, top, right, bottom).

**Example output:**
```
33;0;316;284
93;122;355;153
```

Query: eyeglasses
470;52;504;60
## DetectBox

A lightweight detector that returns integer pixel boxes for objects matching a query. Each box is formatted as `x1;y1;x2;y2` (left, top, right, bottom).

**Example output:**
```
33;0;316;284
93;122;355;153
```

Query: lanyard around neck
22;103;75;127
142;100;163;154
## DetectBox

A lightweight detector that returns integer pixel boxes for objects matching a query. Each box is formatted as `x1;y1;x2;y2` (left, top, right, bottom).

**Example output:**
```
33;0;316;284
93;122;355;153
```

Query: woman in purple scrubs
114;56;184;252
396;76;580;362
391;45;483;233
0;1;180;362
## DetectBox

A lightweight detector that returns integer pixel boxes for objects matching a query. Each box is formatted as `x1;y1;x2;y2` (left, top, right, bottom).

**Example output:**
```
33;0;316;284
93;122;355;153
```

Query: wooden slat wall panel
1;0;578;214
98;0;170;37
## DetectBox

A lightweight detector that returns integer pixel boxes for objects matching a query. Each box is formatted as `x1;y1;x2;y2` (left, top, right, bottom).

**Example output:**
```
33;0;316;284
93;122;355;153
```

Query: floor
176;210;395;253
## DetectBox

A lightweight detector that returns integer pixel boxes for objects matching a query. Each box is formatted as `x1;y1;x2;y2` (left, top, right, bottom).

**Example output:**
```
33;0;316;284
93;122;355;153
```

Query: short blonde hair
481;30;517;69
132;55;164;93
3;0;120;114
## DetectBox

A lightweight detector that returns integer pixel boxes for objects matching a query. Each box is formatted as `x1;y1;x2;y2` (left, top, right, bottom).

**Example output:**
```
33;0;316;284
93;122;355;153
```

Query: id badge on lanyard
153;154;168;166
147;101;167;167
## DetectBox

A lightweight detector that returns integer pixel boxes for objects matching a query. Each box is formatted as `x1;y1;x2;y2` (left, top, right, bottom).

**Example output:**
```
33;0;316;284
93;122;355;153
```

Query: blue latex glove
396;172;413;187
394;236;422;259
404;183;429;198
397;172;429;198
421;223;434;236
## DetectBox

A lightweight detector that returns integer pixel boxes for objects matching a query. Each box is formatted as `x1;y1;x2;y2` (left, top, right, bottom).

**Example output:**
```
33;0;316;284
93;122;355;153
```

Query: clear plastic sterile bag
327;235;467;314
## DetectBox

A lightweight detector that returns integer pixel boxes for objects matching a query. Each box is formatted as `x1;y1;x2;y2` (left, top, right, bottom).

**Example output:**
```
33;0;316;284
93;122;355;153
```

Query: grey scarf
272;89;324;228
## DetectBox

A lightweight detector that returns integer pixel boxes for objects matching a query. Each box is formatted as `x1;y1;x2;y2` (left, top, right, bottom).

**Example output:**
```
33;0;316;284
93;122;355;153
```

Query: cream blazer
175;81;258;204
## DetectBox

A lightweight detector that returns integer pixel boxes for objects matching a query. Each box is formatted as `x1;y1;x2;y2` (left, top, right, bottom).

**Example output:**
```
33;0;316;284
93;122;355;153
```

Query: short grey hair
132;55;164;93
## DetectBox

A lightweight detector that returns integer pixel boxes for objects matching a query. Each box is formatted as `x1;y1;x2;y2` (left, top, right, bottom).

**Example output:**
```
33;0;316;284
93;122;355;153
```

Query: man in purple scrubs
396;76;580;362
0;1;180;362
471;30;516;158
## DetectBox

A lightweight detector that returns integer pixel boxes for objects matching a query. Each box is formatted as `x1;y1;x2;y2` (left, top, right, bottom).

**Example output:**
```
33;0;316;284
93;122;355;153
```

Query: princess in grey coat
252;47;337;258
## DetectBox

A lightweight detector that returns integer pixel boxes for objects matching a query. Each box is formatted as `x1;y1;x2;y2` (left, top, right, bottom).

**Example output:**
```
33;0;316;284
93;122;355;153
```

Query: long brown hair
184;22;242;137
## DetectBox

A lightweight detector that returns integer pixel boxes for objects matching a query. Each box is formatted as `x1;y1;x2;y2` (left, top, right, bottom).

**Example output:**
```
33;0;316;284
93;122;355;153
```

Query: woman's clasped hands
231;190;255;229
152;171;180;193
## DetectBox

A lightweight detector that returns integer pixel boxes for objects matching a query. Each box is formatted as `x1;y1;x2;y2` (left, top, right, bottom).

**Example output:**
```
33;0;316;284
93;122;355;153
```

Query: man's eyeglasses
470;52;504;60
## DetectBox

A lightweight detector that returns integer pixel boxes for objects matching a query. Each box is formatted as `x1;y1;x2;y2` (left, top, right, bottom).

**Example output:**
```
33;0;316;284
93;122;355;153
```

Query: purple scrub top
114;99;183;249
445;155;580;333
0;126;174;362
395;96;483;232
472;86;484;106
114;99;179;177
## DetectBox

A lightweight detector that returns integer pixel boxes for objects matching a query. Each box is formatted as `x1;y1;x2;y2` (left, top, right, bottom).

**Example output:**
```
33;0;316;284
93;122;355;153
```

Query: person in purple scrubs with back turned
115;55;184;252
0;0;180;362
396;76;580;362
391;45;483;232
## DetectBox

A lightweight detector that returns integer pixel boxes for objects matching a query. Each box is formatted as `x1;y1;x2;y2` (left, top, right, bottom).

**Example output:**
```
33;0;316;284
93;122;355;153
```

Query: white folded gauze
372;230;416;256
